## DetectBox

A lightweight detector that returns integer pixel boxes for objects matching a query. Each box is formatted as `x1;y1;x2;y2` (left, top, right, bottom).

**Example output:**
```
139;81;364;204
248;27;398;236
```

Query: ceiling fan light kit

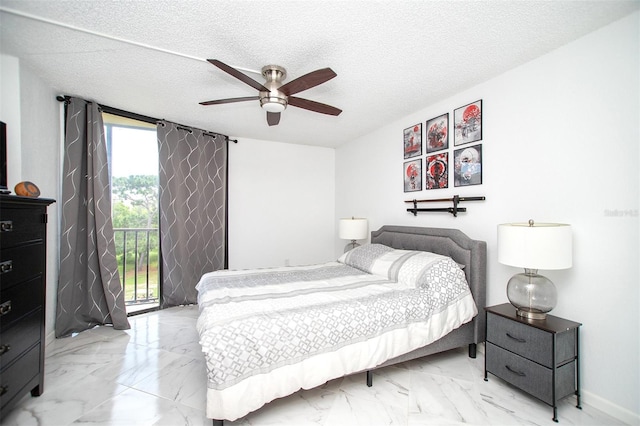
200;59;341;126
260;98;287;113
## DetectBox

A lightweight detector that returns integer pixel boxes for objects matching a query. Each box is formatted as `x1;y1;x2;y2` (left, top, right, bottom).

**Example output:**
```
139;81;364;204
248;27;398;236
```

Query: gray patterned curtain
157;121;228;307
56;97;130;337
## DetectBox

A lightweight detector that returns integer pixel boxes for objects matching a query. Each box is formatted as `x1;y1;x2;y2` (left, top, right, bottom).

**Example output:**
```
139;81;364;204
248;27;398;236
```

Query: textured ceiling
1;0;638;148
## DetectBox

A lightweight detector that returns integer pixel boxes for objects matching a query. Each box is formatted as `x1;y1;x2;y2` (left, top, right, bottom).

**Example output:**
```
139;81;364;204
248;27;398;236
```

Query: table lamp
339;217;368;252
497;220;572;320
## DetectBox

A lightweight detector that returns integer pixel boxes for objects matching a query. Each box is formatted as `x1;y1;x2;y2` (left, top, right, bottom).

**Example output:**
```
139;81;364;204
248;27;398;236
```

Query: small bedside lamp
339;217;368;252
497;220;572;320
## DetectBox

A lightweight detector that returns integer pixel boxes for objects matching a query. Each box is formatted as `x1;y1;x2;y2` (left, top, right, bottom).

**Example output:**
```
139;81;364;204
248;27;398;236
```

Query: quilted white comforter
196;244;477;421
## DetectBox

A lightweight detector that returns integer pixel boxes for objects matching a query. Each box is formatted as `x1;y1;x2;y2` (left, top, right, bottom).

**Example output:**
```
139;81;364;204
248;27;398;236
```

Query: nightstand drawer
486;343;576;405
487;312;552;366
487;313;577;367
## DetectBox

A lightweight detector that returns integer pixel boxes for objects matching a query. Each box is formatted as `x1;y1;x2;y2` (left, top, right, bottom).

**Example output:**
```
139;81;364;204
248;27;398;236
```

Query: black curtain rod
57;95;157;124
165;123;234;142
57;94;236;143
102;105;158;125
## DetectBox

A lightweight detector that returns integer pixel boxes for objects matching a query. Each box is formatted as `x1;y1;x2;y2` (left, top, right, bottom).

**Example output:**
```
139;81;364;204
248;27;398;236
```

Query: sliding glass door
103;113;160;315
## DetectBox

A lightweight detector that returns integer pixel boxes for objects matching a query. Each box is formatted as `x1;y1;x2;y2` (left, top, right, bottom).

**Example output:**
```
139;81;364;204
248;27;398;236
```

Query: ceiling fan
200;59;342;126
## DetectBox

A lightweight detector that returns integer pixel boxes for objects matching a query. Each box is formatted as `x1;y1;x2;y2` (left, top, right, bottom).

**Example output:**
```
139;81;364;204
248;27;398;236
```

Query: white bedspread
196;245;477;421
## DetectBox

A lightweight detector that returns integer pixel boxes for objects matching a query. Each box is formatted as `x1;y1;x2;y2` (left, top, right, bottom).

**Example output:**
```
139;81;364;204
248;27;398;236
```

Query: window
103;113;159;315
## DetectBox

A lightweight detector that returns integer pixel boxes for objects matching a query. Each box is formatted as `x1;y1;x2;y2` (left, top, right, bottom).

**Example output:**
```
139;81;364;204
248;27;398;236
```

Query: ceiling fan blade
199;96;259;106
266;112;281;126
288;97;342;116
207;59;269;92
278;68;337;96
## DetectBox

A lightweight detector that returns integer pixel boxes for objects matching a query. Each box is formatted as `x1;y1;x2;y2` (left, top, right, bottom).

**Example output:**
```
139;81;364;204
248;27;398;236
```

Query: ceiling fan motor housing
260;65;288;112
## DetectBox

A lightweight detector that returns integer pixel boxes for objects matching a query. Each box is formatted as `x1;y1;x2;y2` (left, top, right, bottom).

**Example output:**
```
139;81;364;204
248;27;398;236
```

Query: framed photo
454;99;482;146
403;123;422;159
454;144;482;187
426;113;449;153
426;152;448;190
403;159;422;192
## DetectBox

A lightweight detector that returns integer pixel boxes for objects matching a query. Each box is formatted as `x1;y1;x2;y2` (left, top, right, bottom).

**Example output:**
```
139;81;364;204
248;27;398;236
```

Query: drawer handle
0;345;10;356
0;300;11;316
0;260;12;274
506;332;526;343
0;385;7;397
0;220;12;232
505;365;527;377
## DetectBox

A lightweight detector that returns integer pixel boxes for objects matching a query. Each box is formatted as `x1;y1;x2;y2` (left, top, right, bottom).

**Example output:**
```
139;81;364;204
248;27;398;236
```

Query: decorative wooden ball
15;181;41;197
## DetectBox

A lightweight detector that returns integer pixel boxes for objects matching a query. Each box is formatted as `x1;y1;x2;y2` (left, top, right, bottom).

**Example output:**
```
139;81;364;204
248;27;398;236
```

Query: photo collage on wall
403;99;483;192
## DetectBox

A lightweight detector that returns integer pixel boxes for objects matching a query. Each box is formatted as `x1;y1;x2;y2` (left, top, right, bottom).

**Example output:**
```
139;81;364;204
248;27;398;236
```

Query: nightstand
484;304;581;422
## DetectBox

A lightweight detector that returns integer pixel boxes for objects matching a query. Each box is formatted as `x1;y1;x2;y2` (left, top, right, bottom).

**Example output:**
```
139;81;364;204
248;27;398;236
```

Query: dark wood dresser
0;194;55;420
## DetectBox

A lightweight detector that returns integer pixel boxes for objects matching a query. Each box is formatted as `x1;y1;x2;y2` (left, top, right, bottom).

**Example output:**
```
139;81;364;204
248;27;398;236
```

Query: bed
196;225;487;424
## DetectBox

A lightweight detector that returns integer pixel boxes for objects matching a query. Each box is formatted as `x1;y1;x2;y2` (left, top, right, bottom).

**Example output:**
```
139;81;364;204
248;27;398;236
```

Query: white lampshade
498;221;572;270
339;217;368;240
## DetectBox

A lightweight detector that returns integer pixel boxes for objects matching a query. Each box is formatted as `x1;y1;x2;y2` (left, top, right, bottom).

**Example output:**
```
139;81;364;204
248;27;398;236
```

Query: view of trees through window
104;113;159;313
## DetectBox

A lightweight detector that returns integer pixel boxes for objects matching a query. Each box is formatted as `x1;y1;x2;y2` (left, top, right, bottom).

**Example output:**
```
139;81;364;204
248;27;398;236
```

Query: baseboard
45;330;56;348
582;389;639;425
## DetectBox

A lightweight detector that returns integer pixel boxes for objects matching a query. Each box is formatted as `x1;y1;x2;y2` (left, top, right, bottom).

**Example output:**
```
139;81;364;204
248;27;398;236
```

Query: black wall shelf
405;195;485;217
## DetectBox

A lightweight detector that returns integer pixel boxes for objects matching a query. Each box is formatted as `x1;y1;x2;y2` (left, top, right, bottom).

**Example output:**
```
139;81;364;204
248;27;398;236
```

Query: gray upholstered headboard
371;225;487;344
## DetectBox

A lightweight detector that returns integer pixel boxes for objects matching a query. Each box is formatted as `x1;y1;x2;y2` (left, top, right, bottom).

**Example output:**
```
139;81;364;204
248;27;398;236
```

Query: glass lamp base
343;240;361;253
515;308;548;320
507;269;557;320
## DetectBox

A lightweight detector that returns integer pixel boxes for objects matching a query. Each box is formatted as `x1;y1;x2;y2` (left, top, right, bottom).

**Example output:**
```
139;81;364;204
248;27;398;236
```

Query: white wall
0;54;23;186
19;64;61;346
0;55;61;345
228;137;335;269
336;12;639;423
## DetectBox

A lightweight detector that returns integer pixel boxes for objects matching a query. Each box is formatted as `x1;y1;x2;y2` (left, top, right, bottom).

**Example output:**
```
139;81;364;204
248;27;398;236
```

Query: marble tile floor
3;305;624;426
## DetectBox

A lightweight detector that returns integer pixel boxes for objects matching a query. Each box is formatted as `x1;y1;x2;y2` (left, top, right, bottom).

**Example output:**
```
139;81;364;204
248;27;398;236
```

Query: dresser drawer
0;344;41;411
0;308;42;370
0;276;43;331
0;205;46;249
486;343;576;405
0;243;45;290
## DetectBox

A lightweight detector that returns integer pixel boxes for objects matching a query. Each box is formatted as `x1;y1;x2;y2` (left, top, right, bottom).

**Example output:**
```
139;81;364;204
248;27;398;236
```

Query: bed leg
366;370;373;387
468;343;477;359
212;420;223;426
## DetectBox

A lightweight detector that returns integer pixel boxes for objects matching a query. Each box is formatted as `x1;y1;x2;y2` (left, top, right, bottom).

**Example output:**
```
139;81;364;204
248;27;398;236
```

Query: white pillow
340;244;445;281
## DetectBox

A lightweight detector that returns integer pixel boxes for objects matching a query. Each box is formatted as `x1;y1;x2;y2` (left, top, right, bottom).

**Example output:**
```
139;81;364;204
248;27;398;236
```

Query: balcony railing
113;228;160;309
